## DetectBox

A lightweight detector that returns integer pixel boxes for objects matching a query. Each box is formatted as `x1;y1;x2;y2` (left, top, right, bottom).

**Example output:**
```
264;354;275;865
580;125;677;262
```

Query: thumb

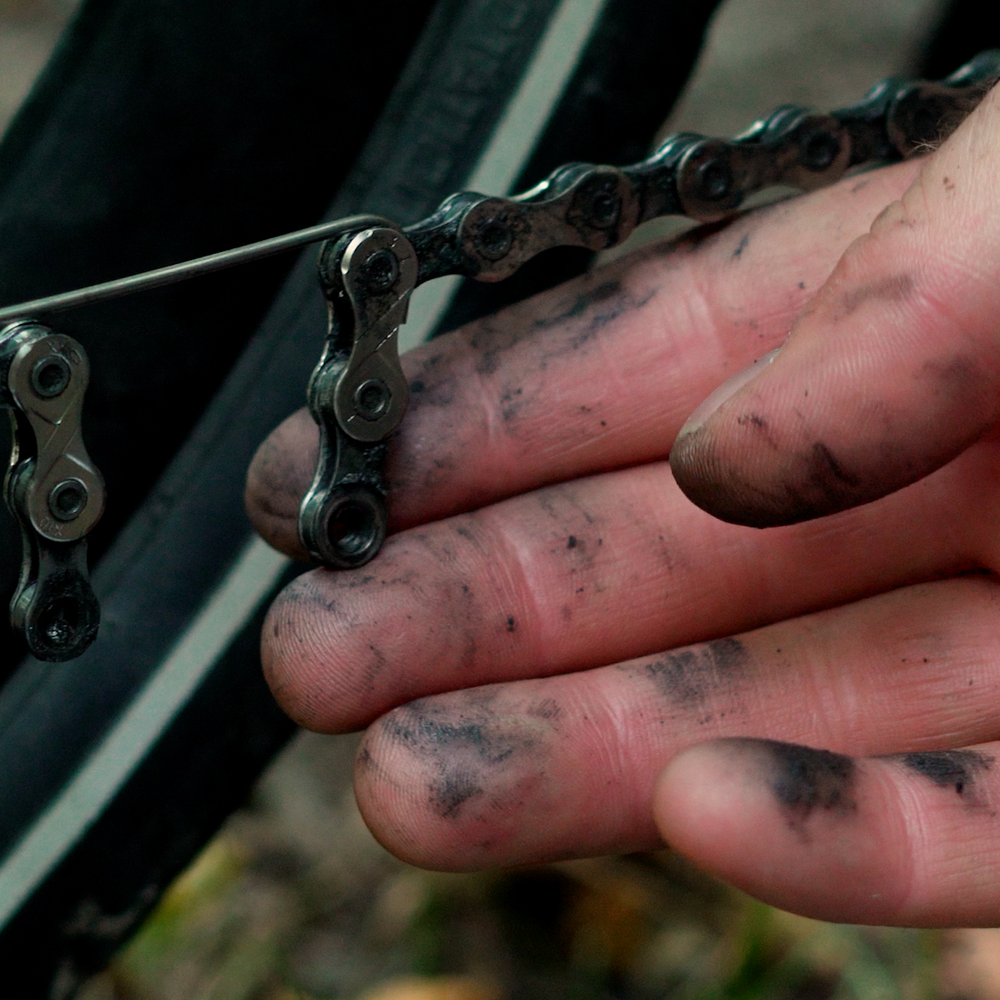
670;81;1000;527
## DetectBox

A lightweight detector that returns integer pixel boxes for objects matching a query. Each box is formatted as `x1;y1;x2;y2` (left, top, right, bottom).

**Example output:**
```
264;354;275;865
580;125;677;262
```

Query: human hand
246;80;1000;926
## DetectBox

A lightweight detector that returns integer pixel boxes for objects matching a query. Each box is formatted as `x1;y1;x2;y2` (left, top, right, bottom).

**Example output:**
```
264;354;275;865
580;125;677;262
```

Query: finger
655;736;1000;926
671;83;1000;527
246;162;920;558
353;576;1000;870
262;437;1000;734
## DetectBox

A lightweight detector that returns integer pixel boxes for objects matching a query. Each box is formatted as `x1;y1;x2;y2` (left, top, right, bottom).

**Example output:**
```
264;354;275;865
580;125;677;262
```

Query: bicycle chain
1;52;997;659
300;50;1000;568
1;321;104;661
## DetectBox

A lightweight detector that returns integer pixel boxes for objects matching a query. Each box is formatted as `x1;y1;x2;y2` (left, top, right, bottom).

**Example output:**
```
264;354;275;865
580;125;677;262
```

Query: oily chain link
0;321;104;661
300;50;1000;569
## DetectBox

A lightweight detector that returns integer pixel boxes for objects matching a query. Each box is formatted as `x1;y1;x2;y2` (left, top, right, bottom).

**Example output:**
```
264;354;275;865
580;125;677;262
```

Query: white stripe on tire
401;0;611;352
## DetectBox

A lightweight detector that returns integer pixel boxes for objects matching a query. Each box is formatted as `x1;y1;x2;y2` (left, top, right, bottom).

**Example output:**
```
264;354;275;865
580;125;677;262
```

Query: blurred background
4;0;1000;997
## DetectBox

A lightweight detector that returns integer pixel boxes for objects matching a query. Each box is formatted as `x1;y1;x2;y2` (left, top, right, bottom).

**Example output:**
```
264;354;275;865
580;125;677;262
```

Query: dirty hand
247;81;1000;927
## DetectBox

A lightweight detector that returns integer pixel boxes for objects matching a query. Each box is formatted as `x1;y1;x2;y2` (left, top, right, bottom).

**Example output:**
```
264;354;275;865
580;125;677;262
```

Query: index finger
246;161;920;558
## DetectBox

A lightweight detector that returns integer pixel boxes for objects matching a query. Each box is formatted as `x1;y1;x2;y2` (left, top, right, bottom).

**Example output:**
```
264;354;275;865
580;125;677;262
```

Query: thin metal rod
0;214;393;324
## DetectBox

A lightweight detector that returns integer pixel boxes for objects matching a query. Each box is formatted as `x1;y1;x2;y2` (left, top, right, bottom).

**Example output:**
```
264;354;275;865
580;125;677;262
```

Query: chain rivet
49;478;89;521
31;356;71;399
695;157;733;201
361;249;399;294
354;378;391;420
802;131;840;171
587;190;621;228
474;218;514;261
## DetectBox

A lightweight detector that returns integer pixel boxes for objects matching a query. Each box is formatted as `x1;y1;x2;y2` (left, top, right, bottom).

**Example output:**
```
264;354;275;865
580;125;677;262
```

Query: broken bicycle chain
0;323;104;661
2;51;998;660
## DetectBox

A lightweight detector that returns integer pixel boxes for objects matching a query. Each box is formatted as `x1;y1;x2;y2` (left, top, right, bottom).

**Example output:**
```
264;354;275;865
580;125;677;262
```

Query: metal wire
0;214;393;324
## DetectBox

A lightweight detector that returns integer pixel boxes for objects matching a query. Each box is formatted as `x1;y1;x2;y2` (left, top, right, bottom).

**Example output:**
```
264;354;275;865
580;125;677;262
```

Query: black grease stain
645;637;750;709
538;496;603;584
732;233;750;259
531;281;656;350
736;412;779;451
833;273;914;321
362;642;388;692
679;433;873;528
921;355;991;409
756;740;857;828
797;281;806;290
433;772;484;818
499;385;524;421
568;289;656;347
447;268;659;428
463;277;624;377
506;616;516;633
532;279;623;329
674;361;990;524
405;351;458;408
893;749;993;797
809;442;861;489
380;699;547;820
527;698;561;721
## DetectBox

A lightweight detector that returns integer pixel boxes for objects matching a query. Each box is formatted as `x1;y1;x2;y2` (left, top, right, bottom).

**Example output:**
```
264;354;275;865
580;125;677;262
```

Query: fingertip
245;408;317;559
260;571;362;734
654;739;905;923
653;739;764;861
352;708;498;872
668;422;764;526
353;726;453;871
352;693;597;872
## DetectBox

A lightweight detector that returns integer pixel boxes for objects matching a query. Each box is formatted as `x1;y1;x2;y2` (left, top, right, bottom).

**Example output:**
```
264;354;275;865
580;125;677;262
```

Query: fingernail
676;347;780;439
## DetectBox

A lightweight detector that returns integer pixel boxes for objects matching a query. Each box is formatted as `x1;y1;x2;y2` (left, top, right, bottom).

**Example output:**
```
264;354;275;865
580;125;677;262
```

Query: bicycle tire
0;0;720;994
